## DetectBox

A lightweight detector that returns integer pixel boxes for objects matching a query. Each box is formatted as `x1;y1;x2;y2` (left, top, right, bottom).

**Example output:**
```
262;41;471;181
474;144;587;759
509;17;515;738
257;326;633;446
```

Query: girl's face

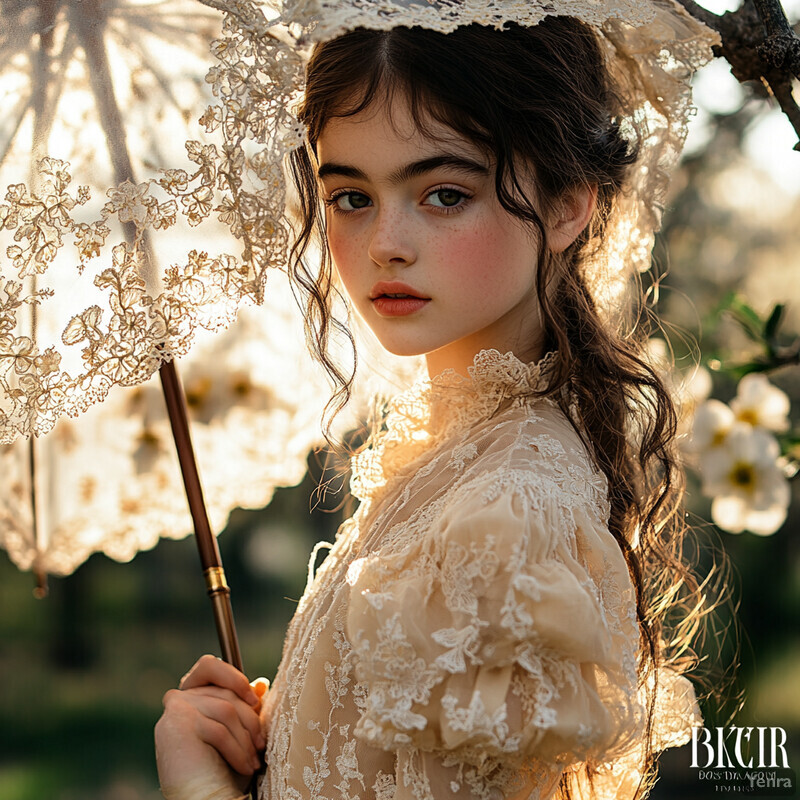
316;94;548;377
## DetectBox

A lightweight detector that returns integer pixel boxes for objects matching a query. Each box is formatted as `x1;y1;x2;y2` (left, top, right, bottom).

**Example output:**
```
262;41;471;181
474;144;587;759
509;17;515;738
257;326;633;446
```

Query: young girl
155;2;721;798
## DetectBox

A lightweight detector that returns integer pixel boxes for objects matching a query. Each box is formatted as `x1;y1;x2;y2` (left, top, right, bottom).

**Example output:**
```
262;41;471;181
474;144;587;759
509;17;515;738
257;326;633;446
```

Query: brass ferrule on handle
204;567;242;668
204;566;230;595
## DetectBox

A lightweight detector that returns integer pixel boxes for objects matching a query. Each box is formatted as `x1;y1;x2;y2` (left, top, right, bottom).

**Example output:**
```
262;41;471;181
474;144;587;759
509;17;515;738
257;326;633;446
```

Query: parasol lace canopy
1;0;719;445
0;0;282;444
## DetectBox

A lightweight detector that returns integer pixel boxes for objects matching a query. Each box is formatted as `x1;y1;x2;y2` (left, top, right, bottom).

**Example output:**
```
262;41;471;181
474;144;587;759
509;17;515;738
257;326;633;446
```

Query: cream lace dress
258;349;702;800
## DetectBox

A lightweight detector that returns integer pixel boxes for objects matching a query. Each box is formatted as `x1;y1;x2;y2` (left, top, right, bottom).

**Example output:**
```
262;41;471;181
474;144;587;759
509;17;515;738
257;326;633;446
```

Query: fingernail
253;755;262;771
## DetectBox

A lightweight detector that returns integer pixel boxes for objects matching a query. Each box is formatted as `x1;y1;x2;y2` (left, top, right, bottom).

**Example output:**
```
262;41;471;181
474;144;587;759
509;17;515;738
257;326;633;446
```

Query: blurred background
2;0;800;798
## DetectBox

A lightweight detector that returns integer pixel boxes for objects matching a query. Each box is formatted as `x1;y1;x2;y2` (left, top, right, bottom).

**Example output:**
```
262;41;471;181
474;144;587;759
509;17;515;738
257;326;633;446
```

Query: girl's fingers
182;684;265;750
179;654;260;707
156;662;270;798
162;688;262;775
191;696;260;775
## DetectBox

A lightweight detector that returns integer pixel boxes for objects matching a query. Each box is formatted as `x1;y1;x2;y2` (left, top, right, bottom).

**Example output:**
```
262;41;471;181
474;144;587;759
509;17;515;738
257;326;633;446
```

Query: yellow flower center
137;428;161;450
185;376;213;409
231;374;253;397
729;462;756;490
711;430;728;447
737;409;759;426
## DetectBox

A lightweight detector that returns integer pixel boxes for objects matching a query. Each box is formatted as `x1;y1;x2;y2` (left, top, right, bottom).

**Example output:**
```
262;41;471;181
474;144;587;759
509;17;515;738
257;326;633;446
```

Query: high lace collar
428;348;559;423
351;348;560;502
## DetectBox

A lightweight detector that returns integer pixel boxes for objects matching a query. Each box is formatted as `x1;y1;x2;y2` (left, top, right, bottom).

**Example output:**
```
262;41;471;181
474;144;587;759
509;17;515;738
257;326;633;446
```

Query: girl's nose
367;210;417;268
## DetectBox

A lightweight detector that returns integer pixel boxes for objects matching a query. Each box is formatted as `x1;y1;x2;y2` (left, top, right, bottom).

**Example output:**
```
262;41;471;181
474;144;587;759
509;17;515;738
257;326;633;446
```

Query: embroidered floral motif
373;770;396;800
432;623;484;673
451;442;479;473
440;691;519;752
335;739;365;791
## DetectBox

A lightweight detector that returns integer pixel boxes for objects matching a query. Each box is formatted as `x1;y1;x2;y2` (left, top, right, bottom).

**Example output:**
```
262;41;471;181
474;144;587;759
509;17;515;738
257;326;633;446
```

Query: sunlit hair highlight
289;17;739;799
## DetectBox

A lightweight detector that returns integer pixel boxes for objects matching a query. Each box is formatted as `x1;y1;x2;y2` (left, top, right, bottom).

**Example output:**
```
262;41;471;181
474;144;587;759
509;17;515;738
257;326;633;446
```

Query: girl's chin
360;320;478;365
362;328;437;359
374;341;430;358
373;337;476;374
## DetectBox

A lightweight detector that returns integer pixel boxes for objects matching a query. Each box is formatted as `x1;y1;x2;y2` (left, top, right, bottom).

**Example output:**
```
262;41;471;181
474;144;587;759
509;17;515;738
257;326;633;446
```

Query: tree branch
752;0;800;77
677;0;800;151
769;77;800;149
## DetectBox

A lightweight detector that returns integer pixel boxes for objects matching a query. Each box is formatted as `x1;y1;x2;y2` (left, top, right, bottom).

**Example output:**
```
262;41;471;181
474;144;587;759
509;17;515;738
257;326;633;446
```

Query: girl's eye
327;191;371;212
425;188;470;210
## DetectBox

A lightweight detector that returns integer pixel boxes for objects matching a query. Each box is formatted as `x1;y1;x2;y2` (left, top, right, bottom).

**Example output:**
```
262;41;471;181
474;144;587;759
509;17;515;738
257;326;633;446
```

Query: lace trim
351;349;560;501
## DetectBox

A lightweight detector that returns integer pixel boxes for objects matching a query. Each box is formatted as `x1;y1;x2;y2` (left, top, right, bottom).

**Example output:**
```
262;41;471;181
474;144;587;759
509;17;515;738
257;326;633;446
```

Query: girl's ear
548;183;598;254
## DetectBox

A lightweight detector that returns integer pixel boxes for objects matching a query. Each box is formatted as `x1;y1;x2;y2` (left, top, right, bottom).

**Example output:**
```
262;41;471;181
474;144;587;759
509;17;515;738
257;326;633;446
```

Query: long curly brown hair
288;16;739;799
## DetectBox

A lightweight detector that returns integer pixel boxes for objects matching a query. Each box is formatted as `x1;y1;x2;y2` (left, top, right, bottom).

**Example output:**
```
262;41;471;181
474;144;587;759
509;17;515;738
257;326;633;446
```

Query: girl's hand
155;654;268;800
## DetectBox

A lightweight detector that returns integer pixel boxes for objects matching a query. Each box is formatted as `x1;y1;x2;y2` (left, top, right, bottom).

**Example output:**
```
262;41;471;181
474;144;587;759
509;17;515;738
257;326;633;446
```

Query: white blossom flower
675;365;713;441
686;398;735;453
680;364;713;409
730;373;790;433
699;423;790;535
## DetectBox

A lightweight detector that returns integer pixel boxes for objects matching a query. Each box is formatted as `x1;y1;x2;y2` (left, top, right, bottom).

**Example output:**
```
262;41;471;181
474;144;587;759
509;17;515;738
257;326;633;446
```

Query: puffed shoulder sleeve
345;462;645;776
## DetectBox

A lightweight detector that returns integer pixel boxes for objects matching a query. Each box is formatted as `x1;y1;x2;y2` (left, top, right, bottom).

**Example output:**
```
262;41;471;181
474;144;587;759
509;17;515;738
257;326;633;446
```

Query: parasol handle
158;359;244;672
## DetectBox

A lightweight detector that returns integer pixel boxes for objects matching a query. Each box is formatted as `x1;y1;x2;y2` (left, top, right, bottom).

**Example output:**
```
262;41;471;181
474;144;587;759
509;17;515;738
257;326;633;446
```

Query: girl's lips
369;281;428;300
370;281;430;317
371;296;430;317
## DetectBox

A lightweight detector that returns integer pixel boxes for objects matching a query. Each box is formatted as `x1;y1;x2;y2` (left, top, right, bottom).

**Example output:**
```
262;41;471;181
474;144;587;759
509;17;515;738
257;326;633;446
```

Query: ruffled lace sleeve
345;440;646;794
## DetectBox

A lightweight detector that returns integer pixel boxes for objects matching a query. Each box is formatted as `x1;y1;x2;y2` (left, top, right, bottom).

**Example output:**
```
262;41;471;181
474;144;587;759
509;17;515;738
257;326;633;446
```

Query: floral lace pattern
259;349;702;800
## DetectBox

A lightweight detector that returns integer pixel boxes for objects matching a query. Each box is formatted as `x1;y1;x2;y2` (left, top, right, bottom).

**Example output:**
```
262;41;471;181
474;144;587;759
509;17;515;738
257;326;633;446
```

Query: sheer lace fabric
259;349;701;800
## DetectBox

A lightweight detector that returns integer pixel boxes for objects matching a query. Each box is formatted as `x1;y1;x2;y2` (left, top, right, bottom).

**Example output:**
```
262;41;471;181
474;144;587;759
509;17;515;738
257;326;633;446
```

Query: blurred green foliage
0;463;345;800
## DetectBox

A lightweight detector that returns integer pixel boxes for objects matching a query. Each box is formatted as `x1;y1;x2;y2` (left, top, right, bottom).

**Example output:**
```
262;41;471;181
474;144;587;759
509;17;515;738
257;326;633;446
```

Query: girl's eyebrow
317;154;490;183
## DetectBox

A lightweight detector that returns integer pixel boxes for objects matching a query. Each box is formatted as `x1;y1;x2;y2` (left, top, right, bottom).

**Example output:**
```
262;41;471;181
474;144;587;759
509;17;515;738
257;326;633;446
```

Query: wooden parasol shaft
159;360;259;800
71;4;244;670
158;359;244;672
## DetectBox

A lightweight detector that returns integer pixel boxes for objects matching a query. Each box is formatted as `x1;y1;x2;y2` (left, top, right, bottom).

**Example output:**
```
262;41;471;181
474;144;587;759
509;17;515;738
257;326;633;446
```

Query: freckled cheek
327;228;366;293
431;230;514;297
326;228;350;269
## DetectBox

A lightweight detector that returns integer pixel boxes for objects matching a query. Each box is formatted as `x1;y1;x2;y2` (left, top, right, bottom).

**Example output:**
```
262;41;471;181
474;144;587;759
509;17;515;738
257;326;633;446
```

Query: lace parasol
0;1;333;670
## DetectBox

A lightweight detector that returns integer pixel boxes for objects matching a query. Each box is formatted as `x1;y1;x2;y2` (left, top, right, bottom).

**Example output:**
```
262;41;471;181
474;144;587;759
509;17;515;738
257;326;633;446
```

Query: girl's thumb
250;677;270;709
